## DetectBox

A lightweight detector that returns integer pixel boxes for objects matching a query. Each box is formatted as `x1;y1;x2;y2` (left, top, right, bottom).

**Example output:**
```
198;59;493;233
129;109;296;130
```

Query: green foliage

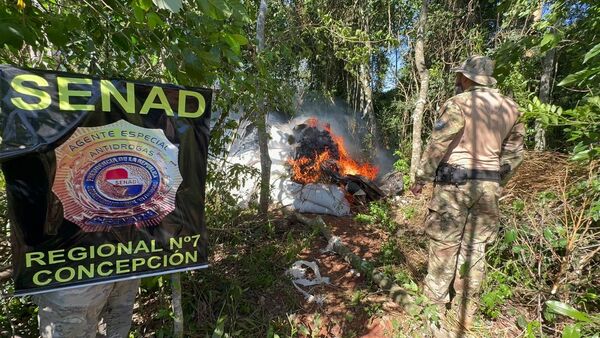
516;316;542;338
393;150;411;188
480;271;513;319
484;175;599;334
524;95;600;161
545;300;600;337
354;201;397;233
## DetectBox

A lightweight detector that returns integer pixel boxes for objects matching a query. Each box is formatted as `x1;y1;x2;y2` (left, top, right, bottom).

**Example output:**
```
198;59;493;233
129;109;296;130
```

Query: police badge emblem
52;120;183;231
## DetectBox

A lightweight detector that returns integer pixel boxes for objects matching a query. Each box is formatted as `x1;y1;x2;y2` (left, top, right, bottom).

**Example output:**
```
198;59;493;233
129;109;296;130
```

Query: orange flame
288;118;379;184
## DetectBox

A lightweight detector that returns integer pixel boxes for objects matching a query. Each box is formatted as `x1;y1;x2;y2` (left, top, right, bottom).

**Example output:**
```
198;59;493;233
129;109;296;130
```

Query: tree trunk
534;0;554;151
355;12;377;149
171;273;183;338
256;0;271;218
359;63;377;141
535;47;555;151
409;0;429;183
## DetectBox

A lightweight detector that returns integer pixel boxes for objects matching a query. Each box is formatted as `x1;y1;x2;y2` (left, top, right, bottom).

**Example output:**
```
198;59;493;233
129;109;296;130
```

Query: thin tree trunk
359;63;376;138
171;273;183;338
256;0;271;218
358;14;377;148
535;47;555;151
534;0;554;151
409;0;429;182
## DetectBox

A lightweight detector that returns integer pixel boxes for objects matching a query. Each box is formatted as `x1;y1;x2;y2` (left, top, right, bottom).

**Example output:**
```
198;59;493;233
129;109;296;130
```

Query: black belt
465;169;500;181
435;163;500;184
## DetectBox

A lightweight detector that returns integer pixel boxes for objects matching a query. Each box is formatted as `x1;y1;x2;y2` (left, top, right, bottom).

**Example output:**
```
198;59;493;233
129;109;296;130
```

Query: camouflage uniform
415;56;524;331
34;279;139;338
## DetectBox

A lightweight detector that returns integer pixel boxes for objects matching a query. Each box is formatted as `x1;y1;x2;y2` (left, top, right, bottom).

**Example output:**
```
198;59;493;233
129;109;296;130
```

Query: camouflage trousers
33;279;140;338
423;181;501;327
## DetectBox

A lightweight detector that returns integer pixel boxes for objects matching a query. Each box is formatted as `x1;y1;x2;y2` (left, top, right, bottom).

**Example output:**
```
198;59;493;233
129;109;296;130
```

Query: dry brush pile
483;151;599;337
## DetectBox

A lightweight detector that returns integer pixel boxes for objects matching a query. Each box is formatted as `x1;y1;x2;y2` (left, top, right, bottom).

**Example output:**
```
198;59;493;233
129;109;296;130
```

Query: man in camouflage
34;279;139;337
410;56;524;335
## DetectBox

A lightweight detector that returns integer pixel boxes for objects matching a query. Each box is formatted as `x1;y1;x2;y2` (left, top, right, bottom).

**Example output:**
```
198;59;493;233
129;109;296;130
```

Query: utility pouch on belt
435;163;468;185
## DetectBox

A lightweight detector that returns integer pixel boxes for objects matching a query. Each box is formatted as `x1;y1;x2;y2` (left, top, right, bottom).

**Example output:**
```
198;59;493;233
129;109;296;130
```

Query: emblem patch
53;120;183;231
434;120;447;131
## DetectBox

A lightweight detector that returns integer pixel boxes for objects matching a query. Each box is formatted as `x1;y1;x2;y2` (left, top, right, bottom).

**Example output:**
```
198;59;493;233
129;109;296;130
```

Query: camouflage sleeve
499;121;525;186
415;101;465;184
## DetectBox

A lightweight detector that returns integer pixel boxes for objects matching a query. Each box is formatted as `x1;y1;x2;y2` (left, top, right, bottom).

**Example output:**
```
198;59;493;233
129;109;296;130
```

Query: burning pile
286;118;387;203
223;114;403;216
288;118;378;185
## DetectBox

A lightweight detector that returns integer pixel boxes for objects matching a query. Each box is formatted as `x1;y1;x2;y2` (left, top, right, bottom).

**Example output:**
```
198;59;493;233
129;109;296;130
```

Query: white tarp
282;182;350;216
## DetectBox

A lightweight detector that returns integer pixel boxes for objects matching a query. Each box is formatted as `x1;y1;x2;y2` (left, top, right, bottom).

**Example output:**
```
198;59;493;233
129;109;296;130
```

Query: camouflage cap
451;55;497;86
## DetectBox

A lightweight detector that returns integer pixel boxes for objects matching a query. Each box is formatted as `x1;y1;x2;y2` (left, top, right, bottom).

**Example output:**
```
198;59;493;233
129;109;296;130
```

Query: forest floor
1;151;589;337
128;196;531;337
131;152;573;337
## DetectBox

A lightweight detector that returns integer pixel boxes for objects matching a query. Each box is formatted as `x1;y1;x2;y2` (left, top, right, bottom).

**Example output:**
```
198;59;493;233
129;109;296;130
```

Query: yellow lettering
131;258;145;272
140;86;173;115
48;249;66;265
185;251;198;264
55;267;76;283
150;240;163;253
170;237;183;250
147;256;161;269
57;77;94;111
169;252;184;266
97;243;116;258
67;247;87;261
78;264;95;280
33;270;52;286
10;74;51;110
26;251;46;268
97;261;113;276
177;90;205;118
117;242;133;255
134;240;150;254
116;259;130;274
100;80;135;114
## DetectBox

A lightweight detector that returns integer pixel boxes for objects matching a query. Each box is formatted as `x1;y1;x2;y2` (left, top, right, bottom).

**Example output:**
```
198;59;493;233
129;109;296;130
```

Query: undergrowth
482;163;600;337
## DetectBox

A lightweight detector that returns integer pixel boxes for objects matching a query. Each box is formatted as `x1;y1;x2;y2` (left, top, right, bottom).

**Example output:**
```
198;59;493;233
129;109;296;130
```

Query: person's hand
410;183;424;196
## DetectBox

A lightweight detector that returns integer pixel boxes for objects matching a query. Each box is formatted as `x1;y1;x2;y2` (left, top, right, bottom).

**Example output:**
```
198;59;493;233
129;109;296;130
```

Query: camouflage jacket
415;86;525;186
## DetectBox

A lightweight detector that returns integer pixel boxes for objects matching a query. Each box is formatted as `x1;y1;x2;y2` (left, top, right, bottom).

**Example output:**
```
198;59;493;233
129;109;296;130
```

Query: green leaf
540;32;560;51
209;0;232;18
112;32;130;51
545;300;592;323
0;23;25;49
558;69;589;86
139;0;154;11
147;12;163;29
562;324;581;338
133;6;146;21
198;0;219;19
504;229;517;244
153;0;183;13
230;33;248;45
46;20;68;46
584;43;600;64
223;34;240;54
570;149;591;162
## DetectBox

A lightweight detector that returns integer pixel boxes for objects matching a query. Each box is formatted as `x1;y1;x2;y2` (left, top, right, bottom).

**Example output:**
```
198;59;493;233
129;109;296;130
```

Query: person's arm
414;101;465;187
499;121;525;186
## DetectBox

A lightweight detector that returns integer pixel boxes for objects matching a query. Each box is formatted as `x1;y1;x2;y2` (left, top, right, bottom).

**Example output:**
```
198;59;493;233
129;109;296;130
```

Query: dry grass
503;151;580;201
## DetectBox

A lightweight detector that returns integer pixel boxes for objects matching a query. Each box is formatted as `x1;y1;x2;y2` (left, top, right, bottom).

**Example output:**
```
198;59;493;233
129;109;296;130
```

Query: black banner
0;65;211;295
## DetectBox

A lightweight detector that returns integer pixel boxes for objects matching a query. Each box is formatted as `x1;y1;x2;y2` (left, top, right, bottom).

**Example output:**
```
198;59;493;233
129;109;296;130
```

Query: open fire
287;117;379;185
